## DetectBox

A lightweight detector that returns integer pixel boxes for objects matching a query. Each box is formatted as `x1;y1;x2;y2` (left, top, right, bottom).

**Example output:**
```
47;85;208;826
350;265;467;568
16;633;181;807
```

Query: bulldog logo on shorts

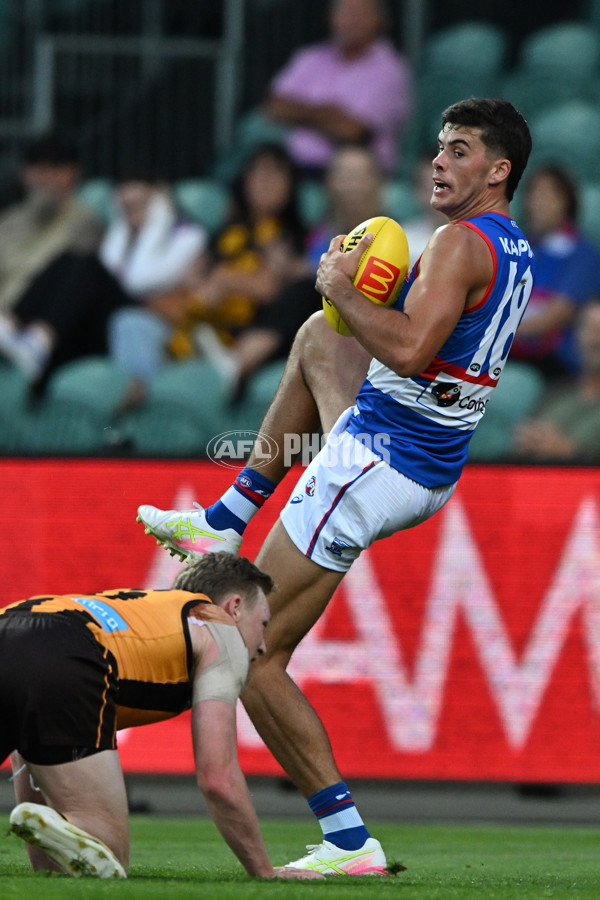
305;476;316;496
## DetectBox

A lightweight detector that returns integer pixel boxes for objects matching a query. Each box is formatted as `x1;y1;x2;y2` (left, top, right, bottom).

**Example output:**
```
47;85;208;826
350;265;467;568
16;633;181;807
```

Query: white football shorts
280;407;457;572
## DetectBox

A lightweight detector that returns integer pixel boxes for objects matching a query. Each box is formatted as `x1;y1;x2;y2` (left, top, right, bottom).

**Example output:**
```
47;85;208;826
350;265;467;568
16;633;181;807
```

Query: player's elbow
389;347;431;378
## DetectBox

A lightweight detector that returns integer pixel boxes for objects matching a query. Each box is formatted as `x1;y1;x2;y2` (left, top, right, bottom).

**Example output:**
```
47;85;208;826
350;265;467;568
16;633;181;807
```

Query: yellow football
322;215;409;336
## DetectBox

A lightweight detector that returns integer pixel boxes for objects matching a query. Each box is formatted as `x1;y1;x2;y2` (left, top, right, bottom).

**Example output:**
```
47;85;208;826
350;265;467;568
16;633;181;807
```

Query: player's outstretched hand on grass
271;866;325;879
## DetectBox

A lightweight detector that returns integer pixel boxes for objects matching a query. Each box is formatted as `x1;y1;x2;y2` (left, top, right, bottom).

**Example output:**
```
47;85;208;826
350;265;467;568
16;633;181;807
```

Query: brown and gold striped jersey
0;588;238;727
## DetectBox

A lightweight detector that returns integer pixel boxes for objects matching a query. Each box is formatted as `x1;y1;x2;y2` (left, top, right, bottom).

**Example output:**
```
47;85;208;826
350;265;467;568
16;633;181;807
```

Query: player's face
431;124;505;221
235;590;270;662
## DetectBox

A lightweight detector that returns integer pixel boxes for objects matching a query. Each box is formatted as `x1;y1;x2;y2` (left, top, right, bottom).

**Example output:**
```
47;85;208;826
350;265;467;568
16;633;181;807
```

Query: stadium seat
117;402;210;457
500;22;600;120
78;178;114;225
231;359;286;432
45;357;132;421
580;182;600;249
119;359;232;456
411;70;500;160
421;21;509;75
0;361;30;411
17;358;133;454
212;107;290;182
173;178;231;235
298;179;326;228
20;398;110;454
468;361;546;462
527;101;600;178
382;180;420;223
519;22;600;76
0;362;31;452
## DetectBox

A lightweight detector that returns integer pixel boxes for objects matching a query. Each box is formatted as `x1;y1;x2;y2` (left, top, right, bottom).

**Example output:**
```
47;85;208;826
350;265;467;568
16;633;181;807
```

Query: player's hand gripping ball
322;215;409;336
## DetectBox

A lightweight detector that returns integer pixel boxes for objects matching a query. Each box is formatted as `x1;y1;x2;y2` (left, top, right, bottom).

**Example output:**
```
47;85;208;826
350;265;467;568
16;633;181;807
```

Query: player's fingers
271;866;325;879
350;232;374;254
328;233;347;253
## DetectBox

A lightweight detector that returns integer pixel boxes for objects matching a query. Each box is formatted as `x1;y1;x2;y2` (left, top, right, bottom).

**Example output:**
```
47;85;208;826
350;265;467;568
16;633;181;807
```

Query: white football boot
285;837;388;876
137;501;243;561
9;803;126;878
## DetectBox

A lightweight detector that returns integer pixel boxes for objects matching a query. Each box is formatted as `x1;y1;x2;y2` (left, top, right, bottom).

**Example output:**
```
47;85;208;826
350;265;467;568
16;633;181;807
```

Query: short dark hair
173;552;274;606
441;98;532;202
24;134;80;167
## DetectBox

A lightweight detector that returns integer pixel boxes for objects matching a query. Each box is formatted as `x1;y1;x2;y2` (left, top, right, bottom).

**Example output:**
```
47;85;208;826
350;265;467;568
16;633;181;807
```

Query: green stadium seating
580;181;600;248
78;179;114;225
212;107;290;182
0;362;31;452
500;22;600;120
382;180;420;222
421;21;509;75
230;359;285;432
45;357;132;421
173;178;231;235
119;359;232;456
519;21;600;75
468;361;546;461
298;179;326;228
527;101;600;179
17;358;133;454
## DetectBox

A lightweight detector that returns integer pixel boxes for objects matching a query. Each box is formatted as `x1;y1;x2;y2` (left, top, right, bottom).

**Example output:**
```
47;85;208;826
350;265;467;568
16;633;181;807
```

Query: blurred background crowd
0;0;599;462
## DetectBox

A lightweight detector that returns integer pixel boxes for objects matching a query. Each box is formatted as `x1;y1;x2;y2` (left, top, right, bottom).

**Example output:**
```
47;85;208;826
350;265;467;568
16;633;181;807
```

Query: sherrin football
322;215;409;336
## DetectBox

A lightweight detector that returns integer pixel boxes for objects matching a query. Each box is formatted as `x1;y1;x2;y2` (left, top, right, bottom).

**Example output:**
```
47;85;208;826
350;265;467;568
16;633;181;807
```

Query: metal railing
0;0;244;184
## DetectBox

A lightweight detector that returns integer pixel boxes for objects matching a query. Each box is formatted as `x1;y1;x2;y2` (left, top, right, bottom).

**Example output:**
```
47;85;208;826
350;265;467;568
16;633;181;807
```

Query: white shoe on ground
9;802;126;878
137;501;243;561
284;837;388;875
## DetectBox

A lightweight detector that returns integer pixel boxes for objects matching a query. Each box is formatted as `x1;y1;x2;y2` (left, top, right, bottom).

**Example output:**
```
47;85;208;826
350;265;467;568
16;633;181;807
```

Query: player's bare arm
316;223;493;376
190;628;323;880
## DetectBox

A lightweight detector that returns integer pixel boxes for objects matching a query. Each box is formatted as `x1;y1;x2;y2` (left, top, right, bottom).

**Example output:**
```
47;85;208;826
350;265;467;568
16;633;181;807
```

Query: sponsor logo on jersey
290;495;303;504
432;382;461;407
326;537;352;557
355;256;402;303
71;597;129;633
305;476;316;496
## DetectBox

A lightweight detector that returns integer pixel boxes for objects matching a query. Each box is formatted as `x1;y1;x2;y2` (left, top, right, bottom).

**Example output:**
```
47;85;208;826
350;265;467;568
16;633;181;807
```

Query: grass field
1;816;600;899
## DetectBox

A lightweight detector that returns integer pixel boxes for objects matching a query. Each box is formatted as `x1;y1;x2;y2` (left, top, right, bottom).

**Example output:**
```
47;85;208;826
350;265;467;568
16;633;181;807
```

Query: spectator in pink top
265;0;413;177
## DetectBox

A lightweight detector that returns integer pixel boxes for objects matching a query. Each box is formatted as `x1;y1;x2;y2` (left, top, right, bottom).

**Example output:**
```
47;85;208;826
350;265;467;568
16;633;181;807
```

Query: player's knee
295;311;331;365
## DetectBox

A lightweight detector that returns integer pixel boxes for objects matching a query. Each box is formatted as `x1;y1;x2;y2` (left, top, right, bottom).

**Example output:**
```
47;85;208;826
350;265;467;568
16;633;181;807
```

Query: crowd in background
0;0;599;463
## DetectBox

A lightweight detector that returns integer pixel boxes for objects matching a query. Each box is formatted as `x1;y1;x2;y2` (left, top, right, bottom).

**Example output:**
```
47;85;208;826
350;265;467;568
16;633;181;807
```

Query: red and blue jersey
346;212;535;487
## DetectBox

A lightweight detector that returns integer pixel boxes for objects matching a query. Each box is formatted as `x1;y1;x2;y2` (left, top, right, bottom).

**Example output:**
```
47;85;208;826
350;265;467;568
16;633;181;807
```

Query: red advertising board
1;458;599;782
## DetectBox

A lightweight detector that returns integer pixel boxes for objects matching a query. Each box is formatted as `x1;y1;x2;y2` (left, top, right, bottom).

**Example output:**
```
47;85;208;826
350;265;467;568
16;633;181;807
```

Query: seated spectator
0;173;205;386
511;299;600;463
111;143;308;397
203;144;386;394
399;155;446;270
102;174;207;404
264;0;413;177
0;133;103;313
306;143;385;267
510;165;600;380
